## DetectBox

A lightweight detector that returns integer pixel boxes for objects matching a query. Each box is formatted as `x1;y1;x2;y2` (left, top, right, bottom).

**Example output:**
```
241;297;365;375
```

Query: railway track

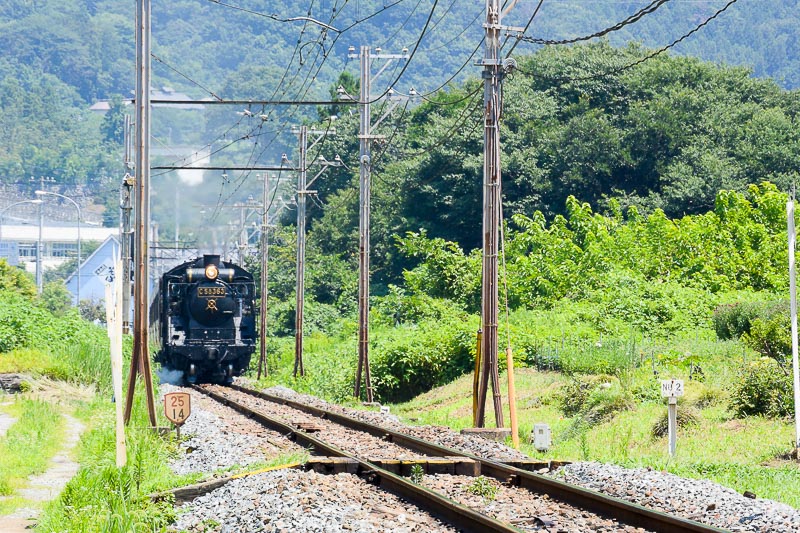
189;383;727;533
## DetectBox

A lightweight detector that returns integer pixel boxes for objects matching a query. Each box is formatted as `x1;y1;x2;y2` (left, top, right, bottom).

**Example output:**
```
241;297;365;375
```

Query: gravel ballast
171;469;457;533
550;462;800;533
166;382;800;532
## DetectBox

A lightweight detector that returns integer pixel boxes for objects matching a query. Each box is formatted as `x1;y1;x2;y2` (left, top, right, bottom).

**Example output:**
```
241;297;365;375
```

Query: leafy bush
559;378;634;440
371;317;477;402
558;375;617;417
267;298;346;337
0;259;36;298
730;358;794;418
40;281;73;316
373;285;465;326
714;299;787;341
714;302;764;340
742;305;792;365
0;291;52;352
651;405;701;438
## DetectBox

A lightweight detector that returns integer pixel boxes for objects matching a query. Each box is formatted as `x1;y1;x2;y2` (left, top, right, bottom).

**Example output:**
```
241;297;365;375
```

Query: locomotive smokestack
203;254;221;267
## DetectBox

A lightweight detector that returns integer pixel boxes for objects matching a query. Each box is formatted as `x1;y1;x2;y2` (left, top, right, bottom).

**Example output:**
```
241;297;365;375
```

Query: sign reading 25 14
164;392;191;426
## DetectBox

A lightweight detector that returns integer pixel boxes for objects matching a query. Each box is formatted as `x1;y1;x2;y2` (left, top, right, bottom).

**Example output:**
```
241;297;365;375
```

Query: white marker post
106;259;126;467
661;379;684;456
787;199;800;459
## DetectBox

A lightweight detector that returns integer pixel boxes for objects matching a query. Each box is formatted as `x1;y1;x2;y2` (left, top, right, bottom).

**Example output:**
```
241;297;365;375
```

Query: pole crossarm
151;166;298;171
137;99;357;106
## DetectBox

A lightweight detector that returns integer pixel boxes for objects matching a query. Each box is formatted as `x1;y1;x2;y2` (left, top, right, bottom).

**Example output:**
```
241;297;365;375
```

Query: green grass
0;348;58;374
390;367;800;509
37;390;182;533
0;398;64;498
36;381;312;533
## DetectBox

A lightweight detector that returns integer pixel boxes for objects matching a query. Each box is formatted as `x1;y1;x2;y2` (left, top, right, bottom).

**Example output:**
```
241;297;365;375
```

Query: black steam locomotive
151;254;257;384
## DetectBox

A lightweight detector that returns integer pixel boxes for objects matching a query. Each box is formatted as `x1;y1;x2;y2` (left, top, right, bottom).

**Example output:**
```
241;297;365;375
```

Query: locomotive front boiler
151;254;257;384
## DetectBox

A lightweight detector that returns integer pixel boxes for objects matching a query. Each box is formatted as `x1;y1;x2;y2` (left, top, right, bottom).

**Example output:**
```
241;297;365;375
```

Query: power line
204;0;341;32
515;0;741;83
519;0;673;46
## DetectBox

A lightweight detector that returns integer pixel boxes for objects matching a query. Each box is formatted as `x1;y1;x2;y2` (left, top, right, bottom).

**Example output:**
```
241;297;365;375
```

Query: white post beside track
787;198;800;459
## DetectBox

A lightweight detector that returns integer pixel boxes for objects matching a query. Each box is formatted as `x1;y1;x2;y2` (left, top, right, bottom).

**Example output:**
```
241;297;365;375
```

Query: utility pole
291;125;338;378
37;179;43;294
258;173;272;380
348;45;410;402
124;0;157;427
121;114;134;334
33;175;54;294
475;0;521;428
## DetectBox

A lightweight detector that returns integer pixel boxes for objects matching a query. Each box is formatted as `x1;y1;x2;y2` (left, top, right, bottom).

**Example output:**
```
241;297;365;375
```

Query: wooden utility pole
124;0;157;427
475;0;521;428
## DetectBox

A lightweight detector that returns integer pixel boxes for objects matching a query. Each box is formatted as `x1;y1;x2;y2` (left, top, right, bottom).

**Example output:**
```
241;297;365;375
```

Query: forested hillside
0;0;796;249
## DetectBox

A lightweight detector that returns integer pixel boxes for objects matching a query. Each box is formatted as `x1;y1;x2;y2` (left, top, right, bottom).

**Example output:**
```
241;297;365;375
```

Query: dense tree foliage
0;0;798;214
299;43;799;292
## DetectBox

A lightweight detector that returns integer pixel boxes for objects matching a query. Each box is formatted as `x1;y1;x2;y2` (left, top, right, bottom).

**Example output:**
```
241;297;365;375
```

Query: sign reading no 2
660;379;685;398
164;392;191;426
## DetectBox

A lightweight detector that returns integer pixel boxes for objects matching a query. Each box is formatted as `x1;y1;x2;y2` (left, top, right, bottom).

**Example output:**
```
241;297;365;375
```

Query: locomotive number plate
197;286;226;297
164;392;191;426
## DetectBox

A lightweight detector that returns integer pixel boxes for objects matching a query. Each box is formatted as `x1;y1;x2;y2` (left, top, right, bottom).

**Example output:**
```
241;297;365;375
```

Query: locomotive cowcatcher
151;254;257;384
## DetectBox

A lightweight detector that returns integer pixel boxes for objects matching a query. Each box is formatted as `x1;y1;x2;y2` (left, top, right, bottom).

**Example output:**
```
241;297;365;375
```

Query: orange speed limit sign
164;392;191;426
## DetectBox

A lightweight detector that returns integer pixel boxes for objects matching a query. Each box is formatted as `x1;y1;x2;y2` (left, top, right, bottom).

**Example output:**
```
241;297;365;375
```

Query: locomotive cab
152;254;257;384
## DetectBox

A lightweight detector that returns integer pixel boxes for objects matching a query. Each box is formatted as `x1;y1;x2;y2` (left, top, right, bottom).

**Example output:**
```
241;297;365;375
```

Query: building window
52;242;77;258
18;244;37;258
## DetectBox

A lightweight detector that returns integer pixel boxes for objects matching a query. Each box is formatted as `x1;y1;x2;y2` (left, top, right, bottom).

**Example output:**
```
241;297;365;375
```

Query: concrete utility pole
124;0;157;427
121;115;134;334
348;45;410;402
258;173;272;380
475;0;521;428
292;125;338;378
32;175;54;294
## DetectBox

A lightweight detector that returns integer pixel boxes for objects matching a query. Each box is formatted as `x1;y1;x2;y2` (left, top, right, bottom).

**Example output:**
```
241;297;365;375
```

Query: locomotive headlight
204;264;219;280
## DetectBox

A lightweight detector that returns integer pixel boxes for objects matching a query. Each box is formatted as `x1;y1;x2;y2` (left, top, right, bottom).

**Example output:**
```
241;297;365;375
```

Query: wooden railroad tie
294;421;326;432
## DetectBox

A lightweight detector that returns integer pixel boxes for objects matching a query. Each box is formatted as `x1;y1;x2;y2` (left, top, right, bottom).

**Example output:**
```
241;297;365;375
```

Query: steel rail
229;384;727;533
193;384;522;533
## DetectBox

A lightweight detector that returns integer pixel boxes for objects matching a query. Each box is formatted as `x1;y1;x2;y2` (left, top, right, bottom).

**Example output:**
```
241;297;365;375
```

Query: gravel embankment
206;385;432;460
261;384;531;462
423;473;652;532
162;385;305;476
171;469;457;533
167;382;800;533
550;462;800;533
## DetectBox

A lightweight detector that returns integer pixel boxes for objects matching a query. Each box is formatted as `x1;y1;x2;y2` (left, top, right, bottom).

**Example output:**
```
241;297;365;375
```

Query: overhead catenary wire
211;0;441;220
513;0;741;83
519;0;673;46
